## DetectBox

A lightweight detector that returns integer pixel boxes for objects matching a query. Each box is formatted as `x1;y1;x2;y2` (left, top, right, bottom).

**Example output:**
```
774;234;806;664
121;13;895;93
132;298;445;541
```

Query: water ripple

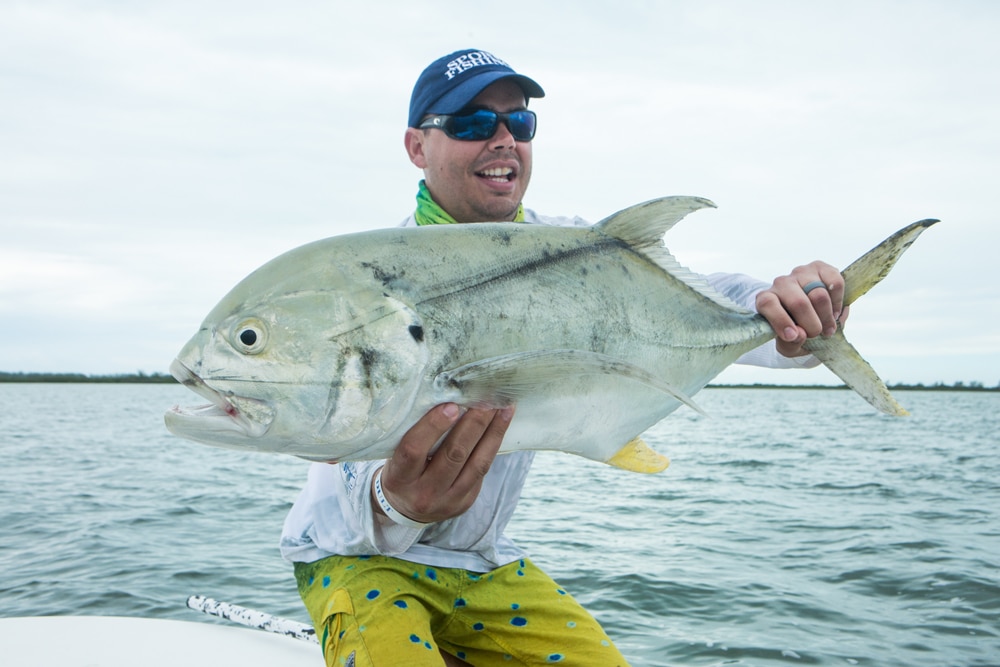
2;385;999;666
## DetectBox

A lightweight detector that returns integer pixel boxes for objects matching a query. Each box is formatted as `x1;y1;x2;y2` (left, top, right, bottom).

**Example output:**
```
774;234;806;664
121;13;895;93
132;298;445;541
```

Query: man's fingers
428;407;510;481
807;265;845;335
756;288;802;344
819;265;845;318
378;405;514;523
455;407;514;485
389;403;460;483
757;260;846;358
436;406;514;511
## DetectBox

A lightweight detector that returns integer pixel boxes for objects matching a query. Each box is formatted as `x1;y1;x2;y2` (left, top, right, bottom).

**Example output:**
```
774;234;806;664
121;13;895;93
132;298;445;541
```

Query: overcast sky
2;0;997;387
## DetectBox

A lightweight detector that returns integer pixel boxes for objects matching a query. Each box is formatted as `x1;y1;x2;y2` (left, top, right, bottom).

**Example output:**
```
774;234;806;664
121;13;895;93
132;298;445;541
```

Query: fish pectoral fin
607;437;670;473
434;349;705;414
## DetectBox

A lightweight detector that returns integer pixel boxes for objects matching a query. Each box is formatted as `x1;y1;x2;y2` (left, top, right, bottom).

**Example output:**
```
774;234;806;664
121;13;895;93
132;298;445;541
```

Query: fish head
164;243;429;460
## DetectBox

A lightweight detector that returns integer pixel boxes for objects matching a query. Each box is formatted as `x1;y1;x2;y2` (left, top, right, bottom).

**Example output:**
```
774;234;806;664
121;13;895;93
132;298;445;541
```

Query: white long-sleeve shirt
280;209;817;572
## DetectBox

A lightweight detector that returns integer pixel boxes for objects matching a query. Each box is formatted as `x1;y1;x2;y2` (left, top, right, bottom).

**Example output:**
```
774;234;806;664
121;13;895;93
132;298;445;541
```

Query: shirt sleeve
338;460;427;554
705;272;821;369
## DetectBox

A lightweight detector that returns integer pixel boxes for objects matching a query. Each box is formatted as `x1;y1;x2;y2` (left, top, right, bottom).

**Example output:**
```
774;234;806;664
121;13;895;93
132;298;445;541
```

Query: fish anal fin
606;437;670;473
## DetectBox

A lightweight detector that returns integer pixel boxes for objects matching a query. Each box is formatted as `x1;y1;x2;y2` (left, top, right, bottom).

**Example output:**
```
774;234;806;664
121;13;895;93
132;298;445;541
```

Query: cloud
1;0;998;383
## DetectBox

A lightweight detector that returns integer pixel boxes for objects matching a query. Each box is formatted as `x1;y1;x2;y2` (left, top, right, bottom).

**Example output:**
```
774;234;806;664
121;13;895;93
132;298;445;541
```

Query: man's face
405;79;533;223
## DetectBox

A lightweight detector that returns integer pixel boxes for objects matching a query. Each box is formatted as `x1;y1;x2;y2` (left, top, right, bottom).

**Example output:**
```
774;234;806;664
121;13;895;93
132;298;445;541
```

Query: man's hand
755;260;849;358
373;404;514;524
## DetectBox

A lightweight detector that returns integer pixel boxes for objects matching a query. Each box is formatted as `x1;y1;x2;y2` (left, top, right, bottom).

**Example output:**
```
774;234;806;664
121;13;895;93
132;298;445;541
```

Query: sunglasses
419;109;537;142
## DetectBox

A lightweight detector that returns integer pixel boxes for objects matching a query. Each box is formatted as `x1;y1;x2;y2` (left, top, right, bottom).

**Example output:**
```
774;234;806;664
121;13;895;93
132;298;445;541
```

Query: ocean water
1;383;998;666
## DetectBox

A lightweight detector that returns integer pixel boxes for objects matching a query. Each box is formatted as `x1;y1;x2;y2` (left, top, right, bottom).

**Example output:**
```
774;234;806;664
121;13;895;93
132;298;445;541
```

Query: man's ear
404;128;428;169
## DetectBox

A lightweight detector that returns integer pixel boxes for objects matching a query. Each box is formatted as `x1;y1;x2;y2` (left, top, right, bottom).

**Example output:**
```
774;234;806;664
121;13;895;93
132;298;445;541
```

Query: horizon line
1;371;997;392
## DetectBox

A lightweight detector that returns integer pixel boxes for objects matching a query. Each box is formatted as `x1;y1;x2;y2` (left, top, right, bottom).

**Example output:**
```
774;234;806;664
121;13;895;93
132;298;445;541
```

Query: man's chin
476;194;524;222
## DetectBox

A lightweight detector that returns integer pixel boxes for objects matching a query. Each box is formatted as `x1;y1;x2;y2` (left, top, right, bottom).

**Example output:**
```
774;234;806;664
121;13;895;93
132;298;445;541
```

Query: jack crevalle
165;197;936;472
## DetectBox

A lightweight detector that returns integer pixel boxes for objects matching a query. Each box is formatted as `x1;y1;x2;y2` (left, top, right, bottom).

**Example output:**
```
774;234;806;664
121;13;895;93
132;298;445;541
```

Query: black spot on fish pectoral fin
408;325;424;343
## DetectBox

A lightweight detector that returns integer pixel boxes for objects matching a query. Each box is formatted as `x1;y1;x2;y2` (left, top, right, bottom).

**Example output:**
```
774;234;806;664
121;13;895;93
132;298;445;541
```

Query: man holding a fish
281;49;845;667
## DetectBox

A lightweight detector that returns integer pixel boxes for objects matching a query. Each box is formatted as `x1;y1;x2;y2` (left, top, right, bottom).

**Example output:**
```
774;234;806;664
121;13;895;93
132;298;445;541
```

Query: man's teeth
479;168;513;181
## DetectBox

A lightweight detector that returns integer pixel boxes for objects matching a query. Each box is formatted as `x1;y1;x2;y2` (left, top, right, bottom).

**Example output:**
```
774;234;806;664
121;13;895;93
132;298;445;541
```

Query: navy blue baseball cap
408;49;545;128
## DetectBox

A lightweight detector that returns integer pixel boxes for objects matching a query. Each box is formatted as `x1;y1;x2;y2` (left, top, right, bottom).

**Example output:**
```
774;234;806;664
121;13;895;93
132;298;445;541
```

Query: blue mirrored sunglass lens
507;111;535;140
449;111;498;139
447;110;535;141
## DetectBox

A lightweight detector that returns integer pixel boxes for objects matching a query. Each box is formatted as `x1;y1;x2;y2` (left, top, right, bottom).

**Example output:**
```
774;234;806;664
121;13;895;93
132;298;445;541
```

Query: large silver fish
165;197;936;472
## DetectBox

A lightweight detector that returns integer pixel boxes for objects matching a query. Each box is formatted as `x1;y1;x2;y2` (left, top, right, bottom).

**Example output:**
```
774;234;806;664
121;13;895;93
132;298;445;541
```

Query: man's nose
488;120;516;149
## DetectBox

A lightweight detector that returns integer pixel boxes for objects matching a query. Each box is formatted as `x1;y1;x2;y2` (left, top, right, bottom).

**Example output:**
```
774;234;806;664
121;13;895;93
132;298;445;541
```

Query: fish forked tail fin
803;218;939;416
840;218;940;308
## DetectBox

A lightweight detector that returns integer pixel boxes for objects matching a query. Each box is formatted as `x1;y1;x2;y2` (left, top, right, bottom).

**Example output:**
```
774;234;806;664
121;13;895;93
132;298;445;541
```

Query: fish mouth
165;359;274;442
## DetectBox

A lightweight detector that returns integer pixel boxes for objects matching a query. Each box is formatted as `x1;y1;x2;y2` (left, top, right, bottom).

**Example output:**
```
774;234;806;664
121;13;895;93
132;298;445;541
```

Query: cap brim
426;72;545;117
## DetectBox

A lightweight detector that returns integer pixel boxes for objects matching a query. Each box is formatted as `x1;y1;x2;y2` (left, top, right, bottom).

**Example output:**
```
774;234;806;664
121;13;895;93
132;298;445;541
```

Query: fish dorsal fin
595;196;716;248
595;196;750;313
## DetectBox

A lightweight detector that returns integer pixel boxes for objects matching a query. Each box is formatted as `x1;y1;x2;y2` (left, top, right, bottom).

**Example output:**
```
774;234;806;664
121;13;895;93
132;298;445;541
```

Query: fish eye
232;319;268;355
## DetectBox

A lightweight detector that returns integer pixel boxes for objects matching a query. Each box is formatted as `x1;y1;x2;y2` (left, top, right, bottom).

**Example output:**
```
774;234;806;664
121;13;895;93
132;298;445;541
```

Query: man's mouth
477;167;515;182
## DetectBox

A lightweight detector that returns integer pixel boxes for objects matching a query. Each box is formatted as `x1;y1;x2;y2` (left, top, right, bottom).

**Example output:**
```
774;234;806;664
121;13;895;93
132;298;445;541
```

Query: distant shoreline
0;372;177;384
1;371;996;392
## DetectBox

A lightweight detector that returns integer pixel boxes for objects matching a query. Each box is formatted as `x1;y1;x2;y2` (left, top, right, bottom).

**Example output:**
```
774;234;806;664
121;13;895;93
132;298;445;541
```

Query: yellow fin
606;437;670;473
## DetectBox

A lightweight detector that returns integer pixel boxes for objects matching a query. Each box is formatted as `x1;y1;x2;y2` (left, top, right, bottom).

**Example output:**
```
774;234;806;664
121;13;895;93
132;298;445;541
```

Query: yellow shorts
294;555;630;667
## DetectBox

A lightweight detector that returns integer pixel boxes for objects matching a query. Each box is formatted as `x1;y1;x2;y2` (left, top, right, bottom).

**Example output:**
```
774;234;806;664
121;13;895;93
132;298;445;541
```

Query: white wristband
373;469;430;530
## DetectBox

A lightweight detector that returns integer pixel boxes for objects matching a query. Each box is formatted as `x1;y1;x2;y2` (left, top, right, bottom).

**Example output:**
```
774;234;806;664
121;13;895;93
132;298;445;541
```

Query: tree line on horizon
1;371;997;391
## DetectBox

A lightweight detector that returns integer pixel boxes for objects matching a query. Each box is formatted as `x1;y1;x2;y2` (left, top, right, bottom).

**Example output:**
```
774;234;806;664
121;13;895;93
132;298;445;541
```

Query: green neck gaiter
413;180;525;226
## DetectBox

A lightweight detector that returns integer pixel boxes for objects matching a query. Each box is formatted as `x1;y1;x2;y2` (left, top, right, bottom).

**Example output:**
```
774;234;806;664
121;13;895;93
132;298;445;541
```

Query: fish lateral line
413;234;626;307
